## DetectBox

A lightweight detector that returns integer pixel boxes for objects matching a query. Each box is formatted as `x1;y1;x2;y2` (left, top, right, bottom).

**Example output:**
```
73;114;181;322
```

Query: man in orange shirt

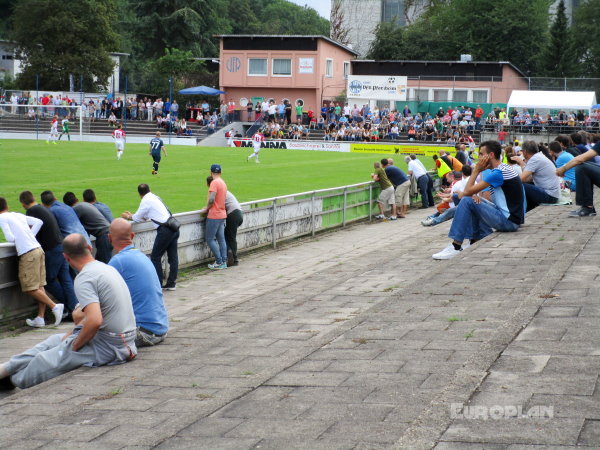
200;164;228;269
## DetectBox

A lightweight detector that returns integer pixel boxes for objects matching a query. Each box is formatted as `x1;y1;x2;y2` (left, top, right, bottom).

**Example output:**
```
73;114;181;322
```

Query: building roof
217;35;360;56
507;90;597;110
352;60;527;78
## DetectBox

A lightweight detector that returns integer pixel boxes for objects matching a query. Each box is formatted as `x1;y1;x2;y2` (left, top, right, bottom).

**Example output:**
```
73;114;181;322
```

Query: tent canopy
179;85;225;95
507;90;597;111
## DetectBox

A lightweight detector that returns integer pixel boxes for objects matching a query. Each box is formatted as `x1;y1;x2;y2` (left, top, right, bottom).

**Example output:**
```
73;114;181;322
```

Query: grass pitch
0;139;431;219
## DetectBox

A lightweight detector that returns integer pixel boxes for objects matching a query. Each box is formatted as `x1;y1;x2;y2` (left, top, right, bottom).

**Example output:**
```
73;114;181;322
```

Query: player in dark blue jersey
149;131;168;175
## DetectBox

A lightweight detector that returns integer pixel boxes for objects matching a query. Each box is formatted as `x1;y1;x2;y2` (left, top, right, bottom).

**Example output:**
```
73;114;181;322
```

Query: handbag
152;196;181;232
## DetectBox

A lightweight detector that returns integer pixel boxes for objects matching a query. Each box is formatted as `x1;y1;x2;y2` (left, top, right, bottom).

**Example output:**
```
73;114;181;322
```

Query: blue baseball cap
210;164;222;173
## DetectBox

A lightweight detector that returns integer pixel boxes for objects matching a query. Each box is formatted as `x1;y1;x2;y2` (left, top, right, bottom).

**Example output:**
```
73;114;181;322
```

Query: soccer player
113;124;126;160
226;128;235;147
58;115;71;141
247;130;264;163
149;131;168;175
46;115;59;144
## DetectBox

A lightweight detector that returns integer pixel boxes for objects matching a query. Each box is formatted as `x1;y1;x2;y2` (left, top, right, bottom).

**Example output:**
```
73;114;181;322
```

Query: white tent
507;90;597;113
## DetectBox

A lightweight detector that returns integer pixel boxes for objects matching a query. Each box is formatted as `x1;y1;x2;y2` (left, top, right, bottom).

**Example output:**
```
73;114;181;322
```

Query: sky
286;0;331;19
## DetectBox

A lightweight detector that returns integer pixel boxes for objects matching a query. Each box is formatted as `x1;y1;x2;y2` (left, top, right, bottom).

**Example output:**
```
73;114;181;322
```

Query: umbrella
179;86;225;95
592;104;600;109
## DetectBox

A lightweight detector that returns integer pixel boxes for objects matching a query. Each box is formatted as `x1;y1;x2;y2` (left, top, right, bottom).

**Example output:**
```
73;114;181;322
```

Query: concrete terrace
0;201;599;449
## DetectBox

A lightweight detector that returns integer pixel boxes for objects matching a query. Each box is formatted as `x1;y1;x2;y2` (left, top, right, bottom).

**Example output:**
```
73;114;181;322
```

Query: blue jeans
523;183;558;211
429;206;456;225
205;218;227;265
417;174;434;207
94;233;113;264
448;197;519;243
45;245;78;312
151;226;179;287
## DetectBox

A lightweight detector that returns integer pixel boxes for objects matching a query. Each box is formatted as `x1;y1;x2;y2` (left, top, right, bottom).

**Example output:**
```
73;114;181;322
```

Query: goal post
0;104;84;140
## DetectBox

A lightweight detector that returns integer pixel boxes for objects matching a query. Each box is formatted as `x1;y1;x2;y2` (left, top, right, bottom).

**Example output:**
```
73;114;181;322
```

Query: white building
0;40;127;92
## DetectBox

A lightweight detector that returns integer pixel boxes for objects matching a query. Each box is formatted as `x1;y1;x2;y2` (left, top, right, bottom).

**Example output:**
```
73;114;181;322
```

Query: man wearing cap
200;164;228;269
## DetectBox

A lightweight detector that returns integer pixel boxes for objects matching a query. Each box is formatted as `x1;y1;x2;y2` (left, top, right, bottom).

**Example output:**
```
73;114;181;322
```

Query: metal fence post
311;192;316;237
272;199;277;249
369;183;373;221
342;187;347;227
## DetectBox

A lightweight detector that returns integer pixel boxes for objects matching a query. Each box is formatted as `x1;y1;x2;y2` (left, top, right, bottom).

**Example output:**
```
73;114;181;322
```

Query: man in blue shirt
82;189;114;223
432;140;525;260
108;218;169;346
381;158;410;218
40;190;91;246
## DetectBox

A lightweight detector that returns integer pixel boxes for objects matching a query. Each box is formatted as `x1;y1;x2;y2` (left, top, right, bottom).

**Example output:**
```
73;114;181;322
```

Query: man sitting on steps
432;140;525;260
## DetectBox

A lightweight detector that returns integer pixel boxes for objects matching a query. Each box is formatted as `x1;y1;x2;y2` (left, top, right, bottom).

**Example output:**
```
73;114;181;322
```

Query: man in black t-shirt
19;191;78;313
382;158;410;218
557;141;600;217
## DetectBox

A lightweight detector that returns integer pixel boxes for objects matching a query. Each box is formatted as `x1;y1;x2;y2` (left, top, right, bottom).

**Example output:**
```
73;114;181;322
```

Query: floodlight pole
79;75;83;142
168;78;172;145
123;76;128;133
35;74;39;140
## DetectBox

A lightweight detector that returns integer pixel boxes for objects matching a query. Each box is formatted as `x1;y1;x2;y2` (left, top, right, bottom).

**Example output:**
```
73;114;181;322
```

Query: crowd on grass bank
370;130;600;260
0;163;244;391
484;107;600;134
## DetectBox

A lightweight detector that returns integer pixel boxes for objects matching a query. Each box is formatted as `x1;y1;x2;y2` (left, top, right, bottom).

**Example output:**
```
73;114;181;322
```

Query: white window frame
248;58;268;77
271;58;292;77
452;89;469;103
343;61;350;80
471;89;489;103
326;58;333;78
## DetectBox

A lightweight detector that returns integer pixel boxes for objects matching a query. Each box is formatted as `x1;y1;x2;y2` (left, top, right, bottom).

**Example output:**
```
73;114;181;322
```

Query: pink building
218;35;359;120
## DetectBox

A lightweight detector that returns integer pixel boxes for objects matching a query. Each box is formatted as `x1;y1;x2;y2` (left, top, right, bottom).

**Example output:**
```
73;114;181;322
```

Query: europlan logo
450;403;554;420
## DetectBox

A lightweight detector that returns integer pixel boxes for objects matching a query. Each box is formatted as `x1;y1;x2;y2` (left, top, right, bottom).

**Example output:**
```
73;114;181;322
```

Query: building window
248;58;267;76
433;89;449;101
472;90;488;103
2;54;14;60
413;89;429;101
453;90;468;103
272;58;292;76
326;59;333;78
382;0;405;26
343;61;350;79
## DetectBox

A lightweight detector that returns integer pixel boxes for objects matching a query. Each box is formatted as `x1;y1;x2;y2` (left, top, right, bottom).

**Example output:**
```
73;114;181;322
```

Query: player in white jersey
247;131;264;163
112;124;126;160
226;128;235;147
46;115;59;144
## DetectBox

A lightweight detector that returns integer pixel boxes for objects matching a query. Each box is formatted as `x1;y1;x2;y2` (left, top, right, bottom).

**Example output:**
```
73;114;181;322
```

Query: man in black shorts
149;131;168;175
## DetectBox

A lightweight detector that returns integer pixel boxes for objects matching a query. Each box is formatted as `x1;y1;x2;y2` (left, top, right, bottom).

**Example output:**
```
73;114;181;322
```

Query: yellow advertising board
350;143;450;156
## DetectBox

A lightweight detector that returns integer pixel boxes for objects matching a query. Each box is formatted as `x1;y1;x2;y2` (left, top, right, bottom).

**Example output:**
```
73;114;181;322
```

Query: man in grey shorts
0;234;137;390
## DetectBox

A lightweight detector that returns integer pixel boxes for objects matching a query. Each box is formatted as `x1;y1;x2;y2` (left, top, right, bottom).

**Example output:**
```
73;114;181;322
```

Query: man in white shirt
0;197;64;328
121;184;179;290
405;154;434;208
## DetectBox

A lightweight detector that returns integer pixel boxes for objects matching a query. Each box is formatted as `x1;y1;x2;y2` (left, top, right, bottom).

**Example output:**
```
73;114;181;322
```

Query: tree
538;0;577;77
253;0;329;35
132;0;224;59
228;0;261;34
366;0;551;75
573;0;600;78
330;0;350;45
10;0;119;90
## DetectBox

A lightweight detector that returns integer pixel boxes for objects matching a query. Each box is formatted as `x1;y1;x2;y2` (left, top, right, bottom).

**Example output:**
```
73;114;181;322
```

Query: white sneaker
432;243;462;260
462;242;471;250
389;216;397;221
26;316;45;328
52;304;64;326
374;214;385;219
421;217;434;226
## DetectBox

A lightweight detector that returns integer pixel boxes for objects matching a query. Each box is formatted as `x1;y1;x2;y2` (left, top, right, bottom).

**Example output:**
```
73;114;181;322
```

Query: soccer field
0;139;432;218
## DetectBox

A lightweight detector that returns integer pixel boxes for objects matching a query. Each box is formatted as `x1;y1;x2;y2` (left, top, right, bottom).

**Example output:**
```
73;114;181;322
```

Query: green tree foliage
252;0;330;35
10;0;119;90
573;0;600;77
367;0;551;75
227;0;261;34
539;0;577;77
131;0;223;59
